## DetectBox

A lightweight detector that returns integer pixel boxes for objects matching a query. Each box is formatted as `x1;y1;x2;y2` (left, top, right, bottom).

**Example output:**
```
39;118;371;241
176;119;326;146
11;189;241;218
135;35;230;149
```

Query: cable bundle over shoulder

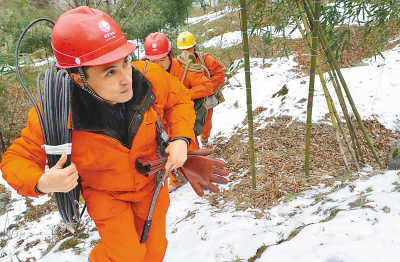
39;64;81;223
177;51;210;82
15;18;82;224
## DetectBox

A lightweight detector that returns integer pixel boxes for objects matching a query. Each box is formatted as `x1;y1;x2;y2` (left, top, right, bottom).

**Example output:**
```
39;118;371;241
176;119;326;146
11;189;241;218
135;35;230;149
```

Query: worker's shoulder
197;52;219;64
132;61;179;92
132;60;167;75
196;51;211;59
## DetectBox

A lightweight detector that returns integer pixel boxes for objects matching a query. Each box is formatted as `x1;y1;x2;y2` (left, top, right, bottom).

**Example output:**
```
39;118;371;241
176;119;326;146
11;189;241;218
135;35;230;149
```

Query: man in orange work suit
0;7;225;262
143;32;214;191
143;32;215;150
177;31;226;146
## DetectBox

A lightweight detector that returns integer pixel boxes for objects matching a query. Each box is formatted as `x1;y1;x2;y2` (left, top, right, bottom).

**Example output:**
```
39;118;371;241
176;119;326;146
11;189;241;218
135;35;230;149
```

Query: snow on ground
211;43;400;138
0;177;97;262
1;30;400;262
202;25;302;49
186;6;239;25
128;39;146;60
164;170;400;262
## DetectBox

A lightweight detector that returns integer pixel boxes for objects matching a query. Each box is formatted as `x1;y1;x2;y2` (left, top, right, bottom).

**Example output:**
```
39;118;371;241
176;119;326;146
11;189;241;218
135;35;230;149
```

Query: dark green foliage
0;0;57;54
320;0;400;59
65;0;193;41
235;0;400;60
0;1;57;154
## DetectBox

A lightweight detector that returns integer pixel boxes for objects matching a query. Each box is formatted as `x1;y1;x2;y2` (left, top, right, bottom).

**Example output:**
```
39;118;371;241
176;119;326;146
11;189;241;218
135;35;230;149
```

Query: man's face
85;56;133;104
180;47;195;54
151;56;170;71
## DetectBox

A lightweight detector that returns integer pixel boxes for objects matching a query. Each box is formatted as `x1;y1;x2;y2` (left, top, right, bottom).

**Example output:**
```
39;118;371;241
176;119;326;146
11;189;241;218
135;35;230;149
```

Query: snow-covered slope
1;8;400;261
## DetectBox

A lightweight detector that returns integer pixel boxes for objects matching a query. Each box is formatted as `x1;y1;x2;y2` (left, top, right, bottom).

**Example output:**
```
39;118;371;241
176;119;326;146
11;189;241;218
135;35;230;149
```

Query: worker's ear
70;73;83;87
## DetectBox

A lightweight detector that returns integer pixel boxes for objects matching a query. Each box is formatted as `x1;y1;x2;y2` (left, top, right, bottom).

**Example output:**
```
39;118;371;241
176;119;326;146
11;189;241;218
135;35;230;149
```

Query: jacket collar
70;66;155;147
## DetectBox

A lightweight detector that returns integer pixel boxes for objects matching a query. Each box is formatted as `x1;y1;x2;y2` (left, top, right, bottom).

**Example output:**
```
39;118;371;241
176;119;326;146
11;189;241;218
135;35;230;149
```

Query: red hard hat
51;6;136;68
144;32;171;61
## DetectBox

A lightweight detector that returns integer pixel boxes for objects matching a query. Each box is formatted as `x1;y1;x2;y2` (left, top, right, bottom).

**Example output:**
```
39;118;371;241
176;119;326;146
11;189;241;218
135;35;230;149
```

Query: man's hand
36;153;79;193
164;139;188;170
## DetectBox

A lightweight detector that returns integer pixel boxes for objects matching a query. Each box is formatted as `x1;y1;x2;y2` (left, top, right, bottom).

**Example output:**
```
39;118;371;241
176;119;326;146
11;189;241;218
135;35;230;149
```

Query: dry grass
208;22;400;77
208;115;400;213
0;64;50;156
292;22;400;74
190;11;241;38
17;196;58;223
188;5;212;18
191;13;400;77
42;217;93;256
188;2;234;19
0;184;12;216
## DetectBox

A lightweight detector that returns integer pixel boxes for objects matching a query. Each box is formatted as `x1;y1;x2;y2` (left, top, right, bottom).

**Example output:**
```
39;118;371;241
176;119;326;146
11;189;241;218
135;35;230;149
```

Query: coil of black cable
15;18;82;223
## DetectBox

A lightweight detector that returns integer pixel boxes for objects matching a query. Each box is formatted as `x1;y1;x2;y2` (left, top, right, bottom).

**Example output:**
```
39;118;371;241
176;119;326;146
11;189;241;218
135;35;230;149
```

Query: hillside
1;3;400;262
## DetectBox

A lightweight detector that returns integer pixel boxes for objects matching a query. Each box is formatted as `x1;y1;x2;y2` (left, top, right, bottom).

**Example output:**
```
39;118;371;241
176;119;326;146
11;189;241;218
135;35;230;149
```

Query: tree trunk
239;0;257;189
304;0;320;177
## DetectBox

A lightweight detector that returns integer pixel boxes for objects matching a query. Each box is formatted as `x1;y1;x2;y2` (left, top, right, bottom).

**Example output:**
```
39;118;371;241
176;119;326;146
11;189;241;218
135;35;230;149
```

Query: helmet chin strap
78;67;109;103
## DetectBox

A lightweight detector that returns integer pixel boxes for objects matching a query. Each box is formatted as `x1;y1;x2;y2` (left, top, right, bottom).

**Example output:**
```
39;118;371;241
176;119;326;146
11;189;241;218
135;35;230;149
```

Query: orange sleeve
171;58;214;100
184;70;215;100
203;54;225;90
0;107;46;197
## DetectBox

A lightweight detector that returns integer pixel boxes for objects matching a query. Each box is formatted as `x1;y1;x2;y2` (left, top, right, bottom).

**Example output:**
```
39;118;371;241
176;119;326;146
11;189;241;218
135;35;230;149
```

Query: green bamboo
293;0;367;172
325;84;360;170
293;5;352;172
304;0;320;177
304;0;382;168
321;36;382;168
239;0;257;189
300;0;364;166
325;68;363;165
316;59;352;171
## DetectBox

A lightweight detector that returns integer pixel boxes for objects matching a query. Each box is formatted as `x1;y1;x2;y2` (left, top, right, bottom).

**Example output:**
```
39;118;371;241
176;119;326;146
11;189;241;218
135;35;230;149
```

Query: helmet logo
98;20;111;32
152;43;157;50
182;37;186;42
75;58;81;65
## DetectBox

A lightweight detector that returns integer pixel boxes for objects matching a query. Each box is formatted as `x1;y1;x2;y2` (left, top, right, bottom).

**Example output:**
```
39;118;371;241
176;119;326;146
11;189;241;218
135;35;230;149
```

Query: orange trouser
201;108;213;139
83;181;170;262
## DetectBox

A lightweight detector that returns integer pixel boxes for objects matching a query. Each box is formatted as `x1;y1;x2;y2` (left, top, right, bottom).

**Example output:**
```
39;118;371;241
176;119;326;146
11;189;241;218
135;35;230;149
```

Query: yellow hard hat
177;31;196;50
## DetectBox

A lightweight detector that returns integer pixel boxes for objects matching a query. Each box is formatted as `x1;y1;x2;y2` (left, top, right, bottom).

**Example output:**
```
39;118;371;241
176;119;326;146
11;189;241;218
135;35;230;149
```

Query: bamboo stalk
304;0;320;177
300;0;364;166
321;35;382;168
325;83;360;170
325;68;362;166
293;9;351;172
239;0;257;189
304;0;382;168
296;0;360;170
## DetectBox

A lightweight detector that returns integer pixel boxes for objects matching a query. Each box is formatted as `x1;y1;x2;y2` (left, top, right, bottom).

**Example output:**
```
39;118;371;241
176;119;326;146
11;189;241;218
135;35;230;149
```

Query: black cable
15;18;82;223
15;18;54;141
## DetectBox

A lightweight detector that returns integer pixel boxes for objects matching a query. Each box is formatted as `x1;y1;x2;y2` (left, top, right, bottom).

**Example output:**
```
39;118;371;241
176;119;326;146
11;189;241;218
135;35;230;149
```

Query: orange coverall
165;58;214;189
168;57;214;149
195;52;225;141
0;61;195;262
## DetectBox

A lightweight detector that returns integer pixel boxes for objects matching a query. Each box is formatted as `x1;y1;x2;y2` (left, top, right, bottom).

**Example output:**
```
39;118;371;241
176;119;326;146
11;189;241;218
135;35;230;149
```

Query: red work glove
180;150;229;197
136;158;167;176
136;149;229;197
